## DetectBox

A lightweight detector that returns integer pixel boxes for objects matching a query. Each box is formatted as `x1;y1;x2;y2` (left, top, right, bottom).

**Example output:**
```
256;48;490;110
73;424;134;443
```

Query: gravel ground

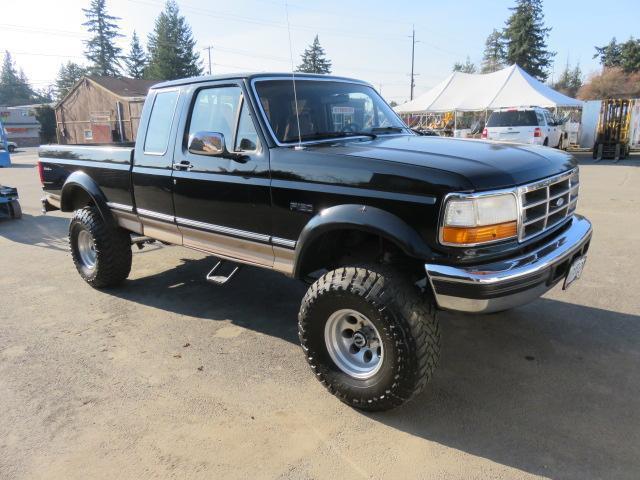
1;148;639;480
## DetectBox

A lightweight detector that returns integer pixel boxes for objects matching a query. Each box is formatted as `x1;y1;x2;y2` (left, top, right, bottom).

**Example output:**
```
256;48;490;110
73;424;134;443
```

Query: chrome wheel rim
324;309;384;379
77;230;97;269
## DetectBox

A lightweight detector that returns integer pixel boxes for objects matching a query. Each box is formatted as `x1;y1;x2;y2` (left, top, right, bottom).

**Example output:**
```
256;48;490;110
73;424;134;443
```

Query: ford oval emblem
556;197;565;207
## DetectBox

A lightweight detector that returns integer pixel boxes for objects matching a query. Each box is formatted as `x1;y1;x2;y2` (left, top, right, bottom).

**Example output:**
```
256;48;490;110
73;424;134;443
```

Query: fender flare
60;171;116;228
293;204;432;278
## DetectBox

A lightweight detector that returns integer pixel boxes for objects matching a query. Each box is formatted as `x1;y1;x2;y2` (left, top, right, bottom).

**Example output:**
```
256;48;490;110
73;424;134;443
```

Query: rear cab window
144;90;180;154
487;110;539;127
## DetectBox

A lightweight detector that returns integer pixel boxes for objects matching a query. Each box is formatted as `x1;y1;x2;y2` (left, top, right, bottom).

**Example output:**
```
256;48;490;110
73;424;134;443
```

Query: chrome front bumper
425;215;593;313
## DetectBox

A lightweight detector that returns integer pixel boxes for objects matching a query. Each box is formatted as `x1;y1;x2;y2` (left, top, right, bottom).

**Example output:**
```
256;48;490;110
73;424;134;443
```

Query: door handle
173;161;193;171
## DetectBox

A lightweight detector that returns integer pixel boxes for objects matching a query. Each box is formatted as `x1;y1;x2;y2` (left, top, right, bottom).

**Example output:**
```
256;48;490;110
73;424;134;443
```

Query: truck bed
39;144;136;209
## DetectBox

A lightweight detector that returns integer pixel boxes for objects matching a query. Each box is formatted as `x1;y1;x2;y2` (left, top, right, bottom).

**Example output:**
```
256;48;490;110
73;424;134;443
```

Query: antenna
284;1;303;150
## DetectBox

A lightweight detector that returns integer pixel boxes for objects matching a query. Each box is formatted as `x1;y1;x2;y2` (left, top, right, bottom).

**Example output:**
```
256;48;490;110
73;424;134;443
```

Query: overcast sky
1;0;637;103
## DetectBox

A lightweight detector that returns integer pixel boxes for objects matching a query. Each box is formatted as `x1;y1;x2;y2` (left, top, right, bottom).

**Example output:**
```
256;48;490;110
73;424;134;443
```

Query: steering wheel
341;123;361;133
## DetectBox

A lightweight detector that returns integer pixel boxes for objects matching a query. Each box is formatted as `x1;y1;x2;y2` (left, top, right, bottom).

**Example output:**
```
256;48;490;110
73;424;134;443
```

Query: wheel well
61;185;93;212
296;229;424;280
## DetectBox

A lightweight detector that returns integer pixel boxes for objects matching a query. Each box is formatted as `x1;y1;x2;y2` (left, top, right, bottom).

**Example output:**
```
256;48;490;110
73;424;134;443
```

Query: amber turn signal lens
442;221;517;245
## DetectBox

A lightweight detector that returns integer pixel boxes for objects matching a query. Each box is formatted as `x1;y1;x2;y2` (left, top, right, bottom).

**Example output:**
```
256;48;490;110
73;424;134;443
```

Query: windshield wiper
283;131;377;143
370;126;406;133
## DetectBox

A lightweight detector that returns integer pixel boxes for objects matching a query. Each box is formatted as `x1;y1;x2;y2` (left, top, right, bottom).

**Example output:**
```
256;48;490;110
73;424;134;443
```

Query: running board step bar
206;260;241;285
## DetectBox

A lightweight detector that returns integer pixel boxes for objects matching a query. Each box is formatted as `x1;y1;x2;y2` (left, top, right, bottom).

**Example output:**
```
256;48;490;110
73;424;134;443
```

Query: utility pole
409;25;417;101
203;45;213;75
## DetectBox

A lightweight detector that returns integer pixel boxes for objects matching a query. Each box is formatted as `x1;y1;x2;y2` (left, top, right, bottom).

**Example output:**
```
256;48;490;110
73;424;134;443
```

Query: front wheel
69;206;132;288
298;265;440;411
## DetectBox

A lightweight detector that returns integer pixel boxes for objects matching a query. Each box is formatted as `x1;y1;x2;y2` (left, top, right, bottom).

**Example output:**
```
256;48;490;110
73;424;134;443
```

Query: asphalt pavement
1;148;639;479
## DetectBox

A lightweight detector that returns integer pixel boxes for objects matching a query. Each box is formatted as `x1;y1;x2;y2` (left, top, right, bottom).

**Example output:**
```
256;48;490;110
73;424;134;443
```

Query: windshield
487;110;539;127
253;79;407;143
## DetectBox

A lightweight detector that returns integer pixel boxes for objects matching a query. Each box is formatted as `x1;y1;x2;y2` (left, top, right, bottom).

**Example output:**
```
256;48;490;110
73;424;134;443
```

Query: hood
306;135;576;190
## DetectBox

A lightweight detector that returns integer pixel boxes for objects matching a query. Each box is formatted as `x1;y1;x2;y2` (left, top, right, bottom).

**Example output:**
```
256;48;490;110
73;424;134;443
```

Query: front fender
60;171;116;228
293;204;432;278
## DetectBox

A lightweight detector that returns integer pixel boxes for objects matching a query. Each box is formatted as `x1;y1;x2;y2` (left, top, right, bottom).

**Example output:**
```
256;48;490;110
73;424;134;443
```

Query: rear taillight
534;127;542;138
37;160;45;185
481;128;488;138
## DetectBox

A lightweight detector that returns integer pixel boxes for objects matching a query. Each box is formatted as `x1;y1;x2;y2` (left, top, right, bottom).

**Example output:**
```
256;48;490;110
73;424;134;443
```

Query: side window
535;111;544;126
188;86;241;148
144;90;180;154
235;100;259;151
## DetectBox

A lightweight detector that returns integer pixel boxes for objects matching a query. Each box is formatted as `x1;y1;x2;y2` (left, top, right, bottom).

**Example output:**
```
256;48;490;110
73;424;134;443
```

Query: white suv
482;107;566;149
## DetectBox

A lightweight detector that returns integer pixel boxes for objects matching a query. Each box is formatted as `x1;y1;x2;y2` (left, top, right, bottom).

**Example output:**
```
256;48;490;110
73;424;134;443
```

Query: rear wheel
69;206;132;288
298;264;440;411
8;200;21;219
543;137;549;146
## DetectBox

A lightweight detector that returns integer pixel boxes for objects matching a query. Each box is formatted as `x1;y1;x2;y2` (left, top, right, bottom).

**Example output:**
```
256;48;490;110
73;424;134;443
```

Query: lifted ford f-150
39;73;592;411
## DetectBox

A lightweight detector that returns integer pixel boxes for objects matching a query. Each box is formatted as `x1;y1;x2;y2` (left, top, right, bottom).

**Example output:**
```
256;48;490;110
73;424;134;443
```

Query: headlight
441;193;518;246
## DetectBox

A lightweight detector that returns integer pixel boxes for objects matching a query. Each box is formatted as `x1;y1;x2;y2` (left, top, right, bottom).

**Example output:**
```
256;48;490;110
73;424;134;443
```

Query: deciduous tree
577;67;640;100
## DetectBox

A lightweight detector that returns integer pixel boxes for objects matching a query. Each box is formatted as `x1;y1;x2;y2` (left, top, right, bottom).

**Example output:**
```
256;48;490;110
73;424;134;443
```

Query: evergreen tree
83;0;122;76
552;61;582;97
0;51;37;106
452;56;477;73
125;31;147;79
296;35;332;74
503;0;554;81
619;37;640;73
55;62;88;101
593;37;622;68
481;29;506;73
145;0;202;80
594;37;640;73
35;105;57;143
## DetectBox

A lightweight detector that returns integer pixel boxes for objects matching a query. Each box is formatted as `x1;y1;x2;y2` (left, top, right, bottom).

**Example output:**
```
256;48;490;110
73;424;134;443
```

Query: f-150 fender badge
290;202;313;213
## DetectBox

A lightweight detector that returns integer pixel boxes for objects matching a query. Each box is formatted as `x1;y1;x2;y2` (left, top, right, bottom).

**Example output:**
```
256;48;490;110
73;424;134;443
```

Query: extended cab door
132;87;183;244
171;81;273;267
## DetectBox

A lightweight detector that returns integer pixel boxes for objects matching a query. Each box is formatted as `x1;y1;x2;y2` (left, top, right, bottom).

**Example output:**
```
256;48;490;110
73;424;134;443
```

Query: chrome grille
518;169;579;241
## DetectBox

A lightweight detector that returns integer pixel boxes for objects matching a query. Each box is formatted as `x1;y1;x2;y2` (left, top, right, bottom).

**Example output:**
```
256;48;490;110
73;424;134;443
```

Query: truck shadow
107;256;640;478
369;299;640;479
111;257;305;344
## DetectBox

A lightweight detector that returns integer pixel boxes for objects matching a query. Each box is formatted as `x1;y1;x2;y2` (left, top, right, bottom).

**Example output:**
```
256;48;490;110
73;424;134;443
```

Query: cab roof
151;72;371;90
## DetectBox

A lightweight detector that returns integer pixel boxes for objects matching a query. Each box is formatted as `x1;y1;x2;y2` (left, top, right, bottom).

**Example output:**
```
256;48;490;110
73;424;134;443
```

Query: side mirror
188;131;226;156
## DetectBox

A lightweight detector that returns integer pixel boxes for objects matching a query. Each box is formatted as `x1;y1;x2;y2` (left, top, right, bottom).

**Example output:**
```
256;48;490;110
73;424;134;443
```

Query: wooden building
55;76;157;144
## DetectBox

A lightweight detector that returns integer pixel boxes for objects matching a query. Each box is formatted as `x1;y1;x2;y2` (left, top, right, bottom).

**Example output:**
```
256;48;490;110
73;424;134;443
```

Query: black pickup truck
39;73;592;411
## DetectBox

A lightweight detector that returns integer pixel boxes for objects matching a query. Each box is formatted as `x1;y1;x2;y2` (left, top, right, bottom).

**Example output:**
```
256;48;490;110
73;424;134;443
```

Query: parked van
482;106;567;149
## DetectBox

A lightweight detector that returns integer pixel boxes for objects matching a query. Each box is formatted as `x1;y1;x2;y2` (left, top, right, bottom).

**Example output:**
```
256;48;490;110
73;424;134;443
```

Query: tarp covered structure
395;64;583;114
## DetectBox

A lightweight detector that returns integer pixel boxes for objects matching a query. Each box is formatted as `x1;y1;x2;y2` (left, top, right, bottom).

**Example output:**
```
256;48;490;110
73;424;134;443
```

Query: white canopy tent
395;64;583;114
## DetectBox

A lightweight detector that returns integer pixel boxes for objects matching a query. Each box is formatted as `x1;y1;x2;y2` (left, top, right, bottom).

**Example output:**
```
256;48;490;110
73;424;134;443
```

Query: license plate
563;256;587;290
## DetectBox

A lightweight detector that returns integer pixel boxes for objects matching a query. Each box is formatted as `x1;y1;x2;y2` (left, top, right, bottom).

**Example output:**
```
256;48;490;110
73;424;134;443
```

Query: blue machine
0;119;11;167
0;119;20;219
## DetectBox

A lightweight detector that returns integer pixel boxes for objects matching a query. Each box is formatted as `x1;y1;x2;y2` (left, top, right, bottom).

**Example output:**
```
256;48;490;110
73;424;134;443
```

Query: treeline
452;0;554;81
451;0;640;100
0;0;202;107
55;0;202;100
